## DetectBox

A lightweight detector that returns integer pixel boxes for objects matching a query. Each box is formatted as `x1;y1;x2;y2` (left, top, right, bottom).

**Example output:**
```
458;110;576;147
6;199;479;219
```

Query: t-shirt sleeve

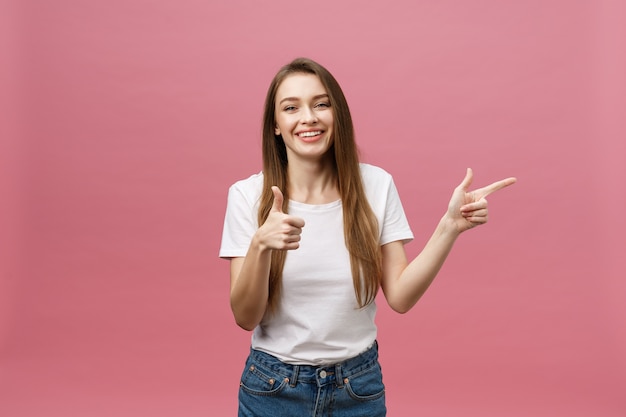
380;176;414;246
219;184;258;258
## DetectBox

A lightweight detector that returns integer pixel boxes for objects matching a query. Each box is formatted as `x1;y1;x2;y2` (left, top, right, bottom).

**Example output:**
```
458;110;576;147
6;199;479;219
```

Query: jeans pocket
239;362;289;397
344;362;386;401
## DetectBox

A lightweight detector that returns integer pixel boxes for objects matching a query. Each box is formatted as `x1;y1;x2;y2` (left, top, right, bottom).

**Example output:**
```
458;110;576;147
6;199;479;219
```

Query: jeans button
319;370;327;378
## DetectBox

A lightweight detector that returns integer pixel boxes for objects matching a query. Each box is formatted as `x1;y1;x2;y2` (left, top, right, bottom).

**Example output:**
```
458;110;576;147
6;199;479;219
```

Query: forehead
275;73;327;102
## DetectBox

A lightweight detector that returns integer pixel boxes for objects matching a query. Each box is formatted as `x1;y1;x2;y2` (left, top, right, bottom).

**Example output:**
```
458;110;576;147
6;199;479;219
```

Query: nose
301;106;318;124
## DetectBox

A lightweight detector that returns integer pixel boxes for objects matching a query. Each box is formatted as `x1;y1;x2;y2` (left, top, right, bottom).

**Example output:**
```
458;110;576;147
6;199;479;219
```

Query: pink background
1;0;625;416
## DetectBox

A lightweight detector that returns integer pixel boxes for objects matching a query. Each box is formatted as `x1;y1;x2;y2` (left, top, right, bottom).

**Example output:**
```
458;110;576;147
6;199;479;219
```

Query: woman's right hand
256;186;305;251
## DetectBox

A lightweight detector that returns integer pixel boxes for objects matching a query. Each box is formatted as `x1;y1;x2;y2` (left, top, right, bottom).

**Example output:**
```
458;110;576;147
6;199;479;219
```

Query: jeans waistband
247;341;379;388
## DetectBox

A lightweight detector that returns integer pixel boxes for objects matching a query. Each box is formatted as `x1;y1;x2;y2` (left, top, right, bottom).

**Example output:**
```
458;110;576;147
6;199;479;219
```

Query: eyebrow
279;94;329;105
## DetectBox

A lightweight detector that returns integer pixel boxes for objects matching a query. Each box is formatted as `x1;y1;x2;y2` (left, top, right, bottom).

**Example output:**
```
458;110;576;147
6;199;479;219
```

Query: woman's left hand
446;168;516;233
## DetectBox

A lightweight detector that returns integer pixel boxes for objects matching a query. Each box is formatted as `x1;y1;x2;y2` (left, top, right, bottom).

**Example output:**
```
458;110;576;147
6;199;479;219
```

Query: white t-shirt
219;163;414;365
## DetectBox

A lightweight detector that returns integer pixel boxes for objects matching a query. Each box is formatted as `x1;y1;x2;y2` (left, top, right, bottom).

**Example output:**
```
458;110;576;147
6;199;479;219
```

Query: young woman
220;57;516;416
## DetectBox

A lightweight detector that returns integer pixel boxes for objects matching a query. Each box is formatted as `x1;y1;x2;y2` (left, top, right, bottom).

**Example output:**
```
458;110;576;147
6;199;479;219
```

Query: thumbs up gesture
257;186;305;251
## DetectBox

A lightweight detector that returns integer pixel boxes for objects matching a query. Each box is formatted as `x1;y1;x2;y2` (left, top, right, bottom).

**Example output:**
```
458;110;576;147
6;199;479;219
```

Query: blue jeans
238;341;386;417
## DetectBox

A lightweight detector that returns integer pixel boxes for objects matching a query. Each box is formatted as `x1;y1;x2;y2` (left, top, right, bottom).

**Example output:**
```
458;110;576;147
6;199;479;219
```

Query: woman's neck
287;158;340;204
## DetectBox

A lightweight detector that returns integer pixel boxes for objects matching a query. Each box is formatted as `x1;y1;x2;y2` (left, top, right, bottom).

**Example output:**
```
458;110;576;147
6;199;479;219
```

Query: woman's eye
315;102;330;108
284;105;297;111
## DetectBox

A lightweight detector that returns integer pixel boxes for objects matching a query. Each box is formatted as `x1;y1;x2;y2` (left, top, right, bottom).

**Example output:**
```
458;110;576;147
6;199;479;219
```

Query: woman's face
274;73;334;164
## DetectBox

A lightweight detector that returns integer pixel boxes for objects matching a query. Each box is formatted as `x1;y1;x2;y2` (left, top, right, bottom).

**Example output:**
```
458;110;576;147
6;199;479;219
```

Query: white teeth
298;131;322;137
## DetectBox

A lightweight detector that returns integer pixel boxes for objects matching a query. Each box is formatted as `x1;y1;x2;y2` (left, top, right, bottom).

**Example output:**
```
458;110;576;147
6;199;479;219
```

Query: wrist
439;214;462;238
251;231;272;254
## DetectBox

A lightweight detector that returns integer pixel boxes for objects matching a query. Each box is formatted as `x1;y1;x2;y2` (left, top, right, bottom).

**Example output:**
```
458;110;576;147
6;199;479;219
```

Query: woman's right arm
229;186;304;330
229;237;272;330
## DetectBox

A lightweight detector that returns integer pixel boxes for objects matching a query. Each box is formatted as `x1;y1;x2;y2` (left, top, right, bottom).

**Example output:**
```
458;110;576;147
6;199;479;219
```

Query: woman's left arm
380;168;516;313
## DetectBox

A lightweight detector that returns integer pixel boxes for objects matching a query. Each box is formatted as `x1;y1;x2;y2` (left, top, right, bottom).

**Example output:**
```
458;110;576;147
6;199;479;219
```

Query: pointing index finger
475;177;517;198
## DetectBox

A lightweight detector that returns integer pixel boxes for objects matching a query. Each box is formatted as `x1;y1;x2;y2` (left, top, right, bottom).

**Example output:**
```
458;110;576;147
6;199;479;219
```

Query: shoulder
359;163;394;188
227;171;264;205
229;171;264;192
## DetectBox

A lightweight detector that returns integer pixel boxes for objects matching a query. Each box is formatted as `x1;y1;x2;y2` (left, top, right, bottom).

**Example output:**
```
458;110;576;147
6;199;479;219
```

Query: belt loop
335;364;344;387
290;365;299;387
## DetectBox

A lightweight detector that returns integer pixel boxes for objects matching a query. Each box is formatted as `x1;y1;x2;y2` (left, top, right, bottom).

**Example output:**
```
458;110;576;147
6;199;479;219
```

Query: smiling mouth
297;130;323;138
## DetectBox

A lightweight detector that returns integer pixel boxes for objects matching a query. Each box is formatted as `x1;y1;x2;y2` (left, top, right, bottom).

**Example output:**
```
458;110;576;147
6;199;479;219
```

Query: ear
274;124;281;135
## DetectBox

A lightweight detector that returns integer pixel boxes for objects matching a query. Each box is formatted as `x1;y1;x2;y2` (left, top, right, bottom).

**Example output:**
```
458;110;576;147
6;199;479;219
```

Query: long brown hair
259;57;382;312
